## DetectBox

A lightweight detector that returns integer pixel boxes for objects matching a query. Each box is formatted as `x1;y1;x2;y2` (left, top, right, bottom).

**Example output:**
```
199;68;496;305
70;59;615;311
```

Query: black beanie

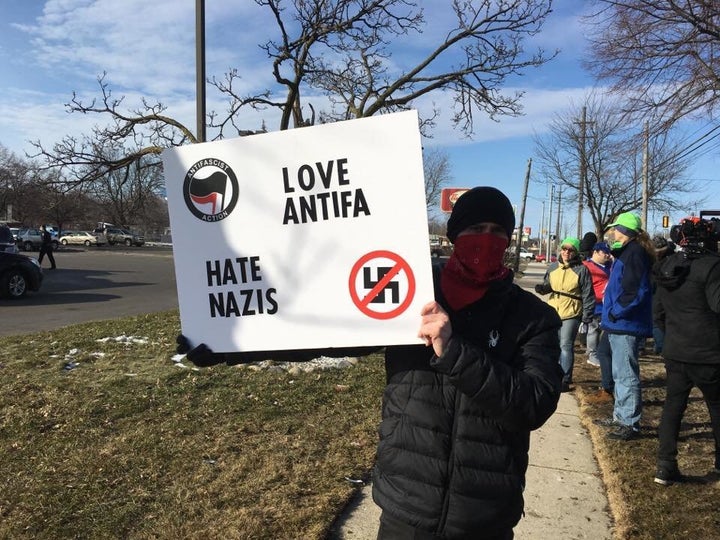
579;232;598;253
446;186;515;243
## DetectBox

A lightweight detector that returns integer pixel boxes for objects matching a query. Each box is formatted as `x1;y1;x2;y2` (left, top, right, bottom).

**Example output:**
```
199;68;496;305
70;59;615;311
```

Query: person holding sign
178;186;562;539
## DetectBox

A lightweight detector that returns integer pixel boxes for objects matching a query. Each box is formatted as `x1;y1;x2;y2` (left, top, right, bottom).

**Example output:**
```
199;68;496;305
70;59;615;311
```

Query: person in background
38;225;57;270
651;236;676;354
579;231;598;261
576;231;598;349
583;242;613;403
179;186;563;539
535;236;595;392
595;213;654;441
653;229;720;485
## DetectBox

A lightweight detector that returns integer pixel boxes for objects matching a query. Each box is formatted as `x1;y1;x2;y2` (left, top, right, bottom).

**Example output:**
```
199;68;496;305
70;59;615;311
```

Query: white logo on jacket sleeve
488;330;500;348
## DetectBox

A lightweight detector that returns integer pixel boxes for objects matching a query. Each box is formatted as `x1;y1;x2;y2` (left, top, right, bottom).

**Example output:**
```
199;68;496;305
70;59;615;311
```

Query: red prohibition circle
348;250;416;320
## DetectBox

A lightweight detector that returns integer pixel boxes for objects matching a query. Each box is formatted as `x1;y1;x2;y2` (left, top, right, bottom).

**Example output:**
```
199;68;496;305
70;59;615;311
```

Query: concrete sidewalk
329;393;613;539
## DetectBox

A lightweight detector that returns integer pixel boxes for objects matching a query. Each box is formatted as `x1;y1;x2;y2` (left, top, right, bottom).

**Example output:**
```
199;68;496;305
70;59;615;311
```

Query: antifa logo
183;159;239;222
190;171;228;214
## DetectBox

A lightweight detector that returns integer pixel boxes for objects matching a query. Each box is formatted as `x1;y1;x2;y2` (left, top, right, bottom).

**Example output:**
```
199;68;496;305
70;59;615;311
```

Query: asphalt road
0;246;178;337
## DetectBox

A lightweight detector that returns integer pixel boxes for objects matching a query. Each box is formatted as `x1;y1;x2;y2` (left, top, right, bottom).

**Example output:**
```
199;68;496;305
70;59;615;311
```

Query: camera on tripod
670;210;720;252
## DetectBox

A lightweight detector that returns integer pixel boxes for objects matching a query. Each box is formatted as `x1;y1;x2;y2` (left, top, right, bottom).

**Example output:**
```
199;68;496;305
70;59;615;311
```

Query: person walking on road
595;213;654;441
178;186;564;539
38;225;57;270
653;228;720;485
535;236;595;392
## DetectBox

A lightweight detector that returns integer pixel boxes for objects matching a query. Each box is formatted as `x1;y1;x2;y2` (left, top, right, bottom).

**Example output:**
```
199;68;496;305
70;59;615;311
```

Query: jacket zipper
436;384;462;535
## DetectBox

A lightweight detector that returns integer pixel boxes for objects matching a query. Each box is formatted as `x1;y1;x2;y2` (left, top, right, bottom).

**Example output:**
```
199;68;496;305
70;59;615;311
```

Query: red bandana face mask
441;233;510;310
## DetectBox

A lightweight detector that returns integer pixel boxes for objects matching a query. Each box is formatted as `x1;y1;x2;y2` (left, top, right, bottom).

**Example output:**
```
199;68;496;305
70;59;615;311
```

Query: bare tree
584;0;720;129
89;155;166;228
534;96;697;235
423;147;453;215
30;0;556;188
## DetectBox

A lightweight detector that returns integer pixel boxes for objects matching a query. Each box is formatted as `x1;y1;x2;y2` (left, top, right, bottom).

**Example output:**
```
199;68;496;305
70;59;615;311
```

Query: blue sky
1;0;718;237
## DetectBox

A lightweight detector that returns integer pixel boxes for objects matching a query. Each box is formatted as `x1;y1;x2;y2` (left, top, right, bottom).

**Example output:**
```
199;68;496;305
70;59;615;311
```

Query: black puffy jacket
372;266;562;538
655;251;720;364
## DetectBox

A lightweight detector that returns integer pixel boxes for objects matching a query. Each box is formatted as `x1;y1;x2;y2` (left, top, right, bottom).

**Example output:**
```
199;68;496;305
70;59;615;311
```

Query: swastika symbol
363;267;400;303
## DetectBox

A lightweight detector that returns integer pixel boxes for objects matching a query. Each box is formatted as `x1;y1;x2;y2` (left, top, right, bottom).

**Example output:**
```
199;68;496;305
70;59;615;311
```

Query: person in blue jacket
595;212;655;441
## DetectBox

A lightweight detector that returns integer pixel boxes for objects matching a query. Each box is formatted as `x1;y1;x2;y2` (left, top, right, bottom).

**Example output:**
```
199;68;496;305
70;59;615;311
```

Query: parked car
0;251;43;298
505;246;535;260
430;244;453;258
16;228;59;251
103;228;145;247
535;253;558;263
59;230;106;247
1;225;18;254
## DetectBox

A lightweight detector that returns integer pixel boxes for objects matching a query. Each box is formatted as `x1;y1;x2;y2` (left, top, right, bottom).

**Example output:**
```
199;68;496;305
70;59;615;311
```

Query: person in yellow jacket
536;237;596;391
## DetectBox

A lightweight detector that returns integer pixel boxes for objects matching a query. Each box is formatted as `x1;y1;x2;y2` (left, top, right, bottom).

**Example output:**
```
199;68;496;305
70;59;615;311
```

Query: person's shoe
561;382;572;393
586;357;600;367
593;417;618;427
654;467;685;486
585;389;614;404
607;425;640;441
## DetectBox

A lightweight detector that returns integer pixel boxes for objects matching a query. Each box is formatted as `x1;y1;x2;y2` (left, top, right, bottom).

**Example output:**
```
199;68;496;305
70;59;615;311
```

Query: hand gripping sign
162;110;434;353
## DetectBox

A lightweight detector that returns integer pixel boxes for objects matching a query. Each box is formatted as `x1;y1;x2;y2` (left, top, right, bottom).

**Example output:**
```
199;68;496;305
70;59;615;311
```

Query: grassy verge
3;307;718;539
573;346;720;539
0;310;384;539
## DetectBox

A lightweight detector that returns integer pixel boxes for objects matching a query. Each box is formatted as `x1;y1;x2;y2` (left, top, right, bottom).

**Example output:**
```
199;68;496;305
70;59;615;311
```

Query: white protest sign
162;110;434;353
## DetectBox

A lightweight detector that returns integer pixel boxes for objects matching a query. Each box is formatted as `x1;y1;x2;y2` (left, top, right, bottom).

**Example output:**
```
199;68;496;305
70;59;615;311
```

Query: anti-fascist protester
653;235;720;485
583;242;614;403
579;231;598;261
595;212;655;441
178;186;563;539
651;236;676;354
535;236;595;392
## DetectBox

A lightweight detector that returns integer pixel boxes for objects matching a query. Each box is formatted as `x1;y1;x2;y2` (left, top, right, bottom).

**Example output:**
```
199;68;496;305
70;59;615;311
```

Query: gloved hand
534;283;551;295
187;343;224;367
176;334;224;367
176;334;192;354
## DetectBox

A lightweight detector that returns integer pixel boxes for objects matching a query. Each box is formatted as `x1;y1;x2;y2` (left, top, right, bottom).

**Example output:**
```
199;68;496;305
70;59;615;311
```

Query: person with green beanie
535;236;595;391
595;212;655;441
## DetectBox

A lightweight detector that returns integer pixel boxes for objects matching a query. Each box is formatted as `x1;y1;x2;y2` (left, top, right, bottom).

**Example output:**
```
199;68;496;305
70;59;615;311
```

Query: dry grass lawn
2;306;720;539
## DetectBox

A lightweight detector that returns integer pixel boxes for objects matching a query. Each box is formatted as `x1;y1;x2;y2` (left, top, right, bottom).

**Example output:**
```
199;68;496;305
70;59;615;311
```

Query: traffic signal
662;215;669;228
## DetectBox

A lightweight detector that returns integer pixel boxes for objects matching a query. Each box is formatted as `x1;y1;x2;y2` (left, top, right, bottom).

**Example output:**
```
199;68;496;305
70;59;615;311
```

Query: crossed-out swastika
349;250;416;320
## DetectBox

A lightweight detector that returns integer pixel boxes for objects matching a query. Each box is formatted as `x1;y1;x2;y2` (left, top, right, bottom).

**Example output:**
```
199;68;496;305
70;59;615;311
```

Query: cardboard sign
162;110;434;353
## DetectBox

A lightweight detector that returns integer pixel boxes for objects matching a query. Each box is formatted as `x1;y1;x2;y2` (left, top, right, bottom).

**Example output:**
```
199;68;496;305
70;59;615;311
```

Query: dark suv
104;228;145;247
0;251;43;298
0;225;18;254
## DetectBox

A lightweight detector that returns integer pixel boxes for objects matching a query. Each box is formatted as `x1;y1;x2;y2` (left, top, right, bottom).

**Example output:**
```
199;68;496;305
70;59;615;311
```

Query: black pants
38;246;56;269
657;359;720;468
377;512;513;540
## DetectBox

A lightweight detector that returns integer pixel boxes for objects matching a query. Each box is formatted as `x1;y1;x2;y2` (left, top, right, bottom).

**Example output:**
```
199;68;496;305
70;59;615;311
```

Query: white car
518;247;536;260
59;231;106;247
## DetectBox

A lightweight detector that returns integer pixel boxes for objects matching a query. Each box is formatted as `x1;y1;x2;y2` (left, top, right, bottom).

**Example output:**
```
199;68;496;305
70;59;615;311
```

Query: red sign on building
440;188;471;213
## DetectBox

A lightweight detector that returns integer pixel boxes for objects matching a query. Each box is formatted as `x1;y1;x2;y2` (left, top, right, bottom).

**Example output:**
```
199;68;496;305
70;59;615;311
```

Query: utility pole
642;122;649;228
547;184;555;262
513;158;532;272
555;185;563;251
539;200;545;257
196;0;206;143
576;106;588;237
